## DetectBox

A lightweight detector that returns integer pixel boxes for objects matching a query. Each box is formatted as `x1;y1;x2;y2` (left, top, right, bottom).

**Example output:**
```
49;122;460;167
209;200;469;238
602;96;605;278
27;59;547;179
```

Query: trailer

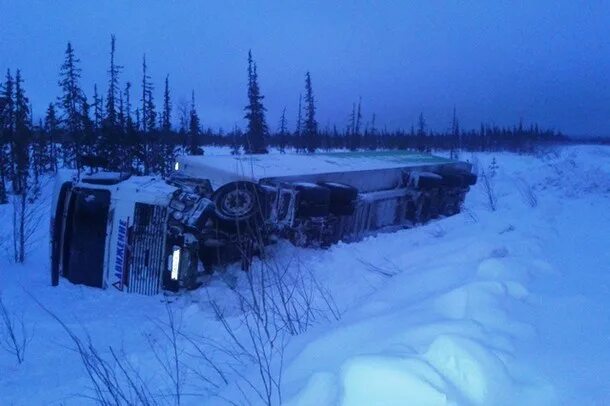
51;151;476;294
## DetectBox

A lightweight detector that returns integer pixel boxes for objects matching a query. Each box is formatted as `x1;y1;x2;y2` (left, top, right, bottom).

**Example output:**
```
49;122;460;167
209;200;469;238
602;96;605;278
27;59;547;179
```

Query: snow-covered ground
0;145;609;405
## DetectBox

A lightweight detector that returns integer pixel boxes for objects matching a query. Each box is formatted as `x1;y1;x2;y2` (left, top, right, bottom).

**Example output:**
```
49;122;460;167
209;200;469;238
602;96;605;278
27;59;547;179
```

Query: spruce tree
44;103;59;172
355;98;362;150
140;55;157;173
230;126;242;155
141;56;156;133
303;71;318;153
295;94;302;152
188;90;203;155
92;84;103;129
12;70;31;263
0;70;14;203
243;50;268;154
123;82;138;172
278;107;287;153
162;75;171;133
97;35;124;169
348;100;362;151
105;35;121;127
81;98;96;160
450;106;460;159
32;119;46;183
417;112;427;152
58;42;86;170
160;75;175;174
368;113;378;150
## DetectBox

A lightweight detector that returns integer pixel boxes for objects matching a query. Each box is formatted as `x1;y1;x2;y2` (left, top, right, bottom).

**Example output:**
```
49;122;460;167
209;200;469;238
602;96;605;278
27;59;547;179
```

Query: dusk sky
1;0;610;136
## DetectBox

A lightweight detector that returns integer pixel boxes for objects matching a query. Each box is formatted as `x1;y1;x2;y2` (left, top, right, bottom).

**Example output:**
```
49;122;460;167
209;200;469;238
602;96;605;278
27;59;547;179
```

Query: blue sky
1;0;610;136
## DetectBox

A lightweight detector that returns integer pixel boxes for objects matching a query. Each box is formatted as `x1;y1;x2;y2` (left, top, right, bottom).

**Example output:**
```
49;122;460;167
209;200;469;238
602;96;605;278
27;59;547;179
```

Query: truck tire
318;182;358;216
294;183;331;218
417;172;443;189
441;171;477;188
441;173;464;188
419;194;433;222
212;181;263;227
460;172;478;186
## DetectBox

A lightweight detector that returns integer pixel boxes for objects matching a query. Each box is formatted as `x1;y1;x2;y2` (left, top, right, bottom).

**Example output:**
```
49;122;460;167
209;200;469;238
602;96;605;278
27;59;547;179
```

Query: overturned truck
51;151;476;294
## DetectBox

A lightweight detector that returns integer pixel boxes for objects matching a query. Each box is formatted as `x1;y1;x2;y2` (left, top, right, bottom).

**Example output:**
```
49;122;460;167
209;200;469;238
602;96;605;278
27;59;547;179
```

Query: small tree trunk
19;192;26;263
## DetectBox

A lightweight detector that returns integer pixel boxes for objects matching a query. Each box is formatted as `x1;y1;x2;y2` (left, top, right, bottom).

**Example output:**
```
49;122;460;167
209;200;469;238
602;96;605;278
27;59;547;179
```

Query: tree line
1;35;567;206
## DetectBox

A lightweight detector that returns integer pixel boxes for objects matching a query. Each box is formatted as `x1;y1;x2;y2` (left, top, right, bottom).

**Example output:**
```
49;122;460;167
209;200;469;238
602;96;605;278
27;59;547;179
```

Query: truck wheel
318;182;358;216
441;171;477;188
460;172;478;186
417;172;443;189
294;183;331;218
212;181;263;225
419;195;432;222
441;173;464;188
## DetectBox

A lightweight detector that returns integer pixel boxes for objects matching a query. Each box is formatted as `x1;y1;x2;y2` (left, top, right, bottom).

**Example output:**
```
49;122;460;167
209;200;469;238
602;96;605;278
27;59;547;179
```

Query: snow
1;145;609;405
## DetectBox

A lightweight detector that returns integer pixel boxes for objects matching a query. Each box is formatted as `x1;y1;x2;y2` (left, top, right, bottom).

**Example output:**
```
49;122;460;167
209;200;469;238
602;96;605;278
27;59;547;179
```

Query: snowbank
0;145;608;405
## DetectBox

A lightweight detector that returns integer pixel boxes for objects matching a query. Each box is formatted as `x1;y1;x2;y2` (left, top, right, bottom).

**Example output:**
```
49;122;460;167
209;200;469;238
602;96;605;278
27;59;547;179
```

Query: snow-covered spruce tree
58;42;87;172
243;50;268;154
303;71;318;153
187;90;203;155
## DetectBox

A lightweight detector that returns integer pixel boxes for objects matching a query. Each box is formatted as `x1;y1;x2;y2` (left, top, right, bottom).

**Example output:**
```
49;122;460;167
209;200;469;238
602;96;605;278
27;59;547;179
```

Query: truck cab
50;171;210;294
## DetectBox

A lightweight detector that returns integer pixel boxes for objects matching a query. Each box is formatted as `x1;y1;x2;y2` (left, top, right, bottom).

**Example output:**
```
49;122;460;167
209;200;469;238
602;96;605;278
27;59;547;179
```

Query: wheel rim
221;188;254;217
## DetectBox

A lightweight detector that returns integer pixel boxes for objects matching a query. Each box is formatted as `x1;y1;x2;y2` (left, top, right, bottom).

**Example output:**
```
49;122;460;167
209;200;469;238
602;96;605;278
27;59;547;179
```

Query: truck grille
127;203;168;295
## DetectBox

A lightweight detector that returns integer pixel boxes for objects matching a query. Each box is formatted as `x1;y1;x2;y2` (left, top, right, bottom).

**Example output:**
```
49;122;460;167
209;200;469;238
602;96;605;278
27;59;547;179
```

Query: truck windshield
63;188;111;288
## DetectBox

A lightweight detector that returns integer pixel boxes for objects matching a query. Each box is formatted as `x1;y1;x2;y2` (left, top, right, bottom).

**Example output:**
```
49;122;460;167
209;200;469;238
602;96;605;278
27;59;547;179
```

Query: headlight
171;246;181;281
174;162;180;171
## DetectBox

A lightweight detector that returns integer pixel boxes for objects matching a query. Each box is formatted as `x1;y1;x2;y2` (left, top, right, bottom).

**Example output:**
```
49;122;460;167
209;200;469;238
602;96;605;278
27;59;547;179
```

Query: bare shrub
480;169;497;211
516;178;538;208
462;207;479;223
31;295;161;405
145;302;186;405
359;257;400;278
195;234;341;405
0;294;32;364
10;177;51;263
